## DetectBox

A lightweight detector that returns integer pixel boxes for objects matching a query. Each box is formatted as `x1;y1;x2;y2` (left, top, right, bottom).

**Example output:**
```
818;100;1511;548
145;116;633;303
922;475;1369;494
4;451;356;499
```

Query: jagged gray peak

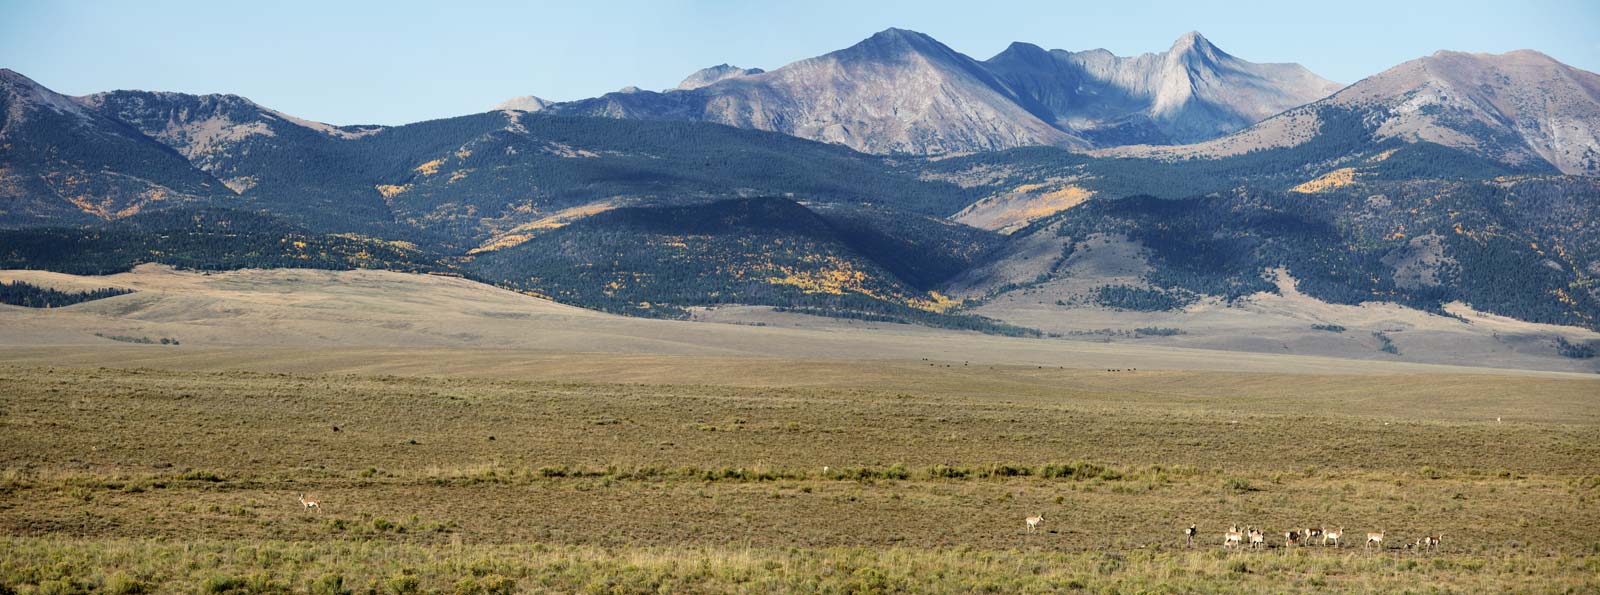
984;31;1344;144
674;64;765;91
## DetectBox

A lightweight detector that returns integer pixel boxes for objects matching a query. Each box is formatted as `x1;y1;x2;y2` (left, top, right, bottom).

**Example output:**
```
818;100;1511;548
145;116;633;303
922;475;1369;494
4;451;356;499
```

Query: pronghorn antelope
1365;530;1385;550
1185;523;1197;547
1421;534;1441;550
1324;527;1344;548
1303;527;1323;545
1224;526;1244;548
1284;530;1302;548
1248;528;1265;549
1025;515;1045;533
298;494;321;512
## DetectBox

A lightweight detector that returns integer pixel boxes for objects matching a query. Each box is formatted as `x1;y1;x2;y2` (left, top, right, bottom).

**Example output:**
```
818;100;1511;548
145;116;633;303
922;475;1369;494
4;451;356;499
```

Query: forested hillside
469;197;1026;333
992;176;1600;329
0;208;444;275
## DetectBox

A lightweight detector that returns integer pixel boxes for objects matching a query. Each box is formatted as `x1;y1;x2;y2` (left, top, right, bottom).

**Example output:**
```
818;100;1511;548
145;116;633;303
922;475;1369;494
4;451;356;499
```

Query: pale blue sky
3;0;1596;125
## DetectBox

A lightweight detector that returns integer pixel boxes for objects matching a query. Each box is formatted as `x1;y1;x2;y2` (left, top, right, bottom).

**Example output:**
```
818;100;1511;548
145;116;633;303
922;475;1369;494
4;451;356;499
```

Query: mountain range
1114;48;1600;176
542;29;1343;153
2;28;1599;348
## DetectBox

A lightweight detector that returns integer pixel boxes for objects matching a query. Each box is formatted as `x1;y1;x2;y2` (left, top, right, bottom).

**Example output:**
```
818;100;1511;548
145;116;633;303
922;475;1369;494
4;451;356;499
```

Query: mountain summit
549;27;1085;154
985;31;1342;144
673;64;765;91
542;29;1338;154
0;70;231;224
1130;48;1600;175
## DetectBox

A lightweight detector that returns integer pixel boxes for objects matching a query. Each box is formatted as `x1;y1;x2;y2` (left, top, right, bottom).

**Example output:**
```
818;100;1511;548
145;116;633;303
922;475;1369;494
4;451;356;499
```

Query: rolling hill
468;196;1013;330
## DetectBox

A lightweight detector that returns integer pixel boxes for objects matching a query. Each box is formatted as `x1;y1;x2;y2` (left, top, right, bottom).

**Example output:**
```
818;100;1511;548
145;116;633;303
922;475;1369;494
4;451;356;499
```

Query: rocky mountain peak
838;27;954;61
1168;31;1214;54
495;95;553;112
547;28;1339;152
0;69;93;122
674;64;765;91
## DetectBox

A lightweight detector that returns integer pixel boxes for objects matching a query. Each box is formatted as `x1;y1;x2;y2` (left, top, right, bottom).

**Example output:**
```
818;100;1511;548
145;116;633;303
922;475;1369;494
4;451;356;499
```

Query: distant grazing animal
1324;527;1344;547
1248;528;1265;549
1365;530;1385;550
1224;526;1243;548
1185;523;1197;547
1284;530;1301;548
1422;534;1441;550
1025;515;1045;533
298;494;321;512
1304;527;1323;544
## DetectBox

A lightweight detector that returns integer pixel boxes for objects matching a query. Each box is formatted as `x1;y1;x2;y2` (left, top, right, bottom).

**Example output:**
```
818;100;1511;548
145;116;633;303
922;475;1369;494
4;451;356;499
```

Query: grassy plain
1;267;1597;592
2;358;1597;593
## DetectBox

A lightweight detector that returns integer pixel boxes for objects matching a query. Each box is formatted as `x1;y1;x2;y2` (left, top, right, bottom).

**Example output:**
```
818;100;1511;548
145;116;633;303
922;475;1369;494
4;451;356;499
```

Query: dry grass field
1;360;1597;593
1;268;1598;593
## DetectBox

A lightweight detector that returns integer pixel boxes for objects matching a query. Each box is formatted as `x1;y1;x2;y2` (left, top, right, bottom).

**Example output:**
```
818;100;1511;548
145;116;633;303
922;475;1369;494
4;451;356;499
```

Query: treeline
771;306;1039;337
1092;285;1196;311
0;281;133;308
0;208;445;275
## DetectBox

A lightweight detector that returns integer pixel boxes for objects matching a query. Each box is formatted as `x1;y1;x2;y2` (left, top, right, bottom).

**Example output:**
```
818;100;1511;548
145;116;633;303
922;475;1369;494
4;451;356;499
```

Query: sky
3;0;1597;126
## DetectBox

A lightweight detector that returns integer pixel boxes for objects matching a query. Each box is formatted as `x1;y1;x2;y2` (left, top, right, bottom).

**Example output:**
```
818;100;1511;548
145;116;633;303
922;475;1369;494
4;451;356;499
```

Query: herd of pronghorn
1024;516;1442;551
301;495;1441;552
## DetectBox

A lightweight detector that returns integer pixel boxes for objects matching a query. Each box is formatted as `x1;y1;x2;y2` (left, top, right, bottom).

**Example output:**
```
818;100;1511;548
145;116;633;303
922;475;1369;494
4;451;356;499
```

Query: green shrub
104;573;152;595
35;578;90;595
385;574;421;595
310;574;351;595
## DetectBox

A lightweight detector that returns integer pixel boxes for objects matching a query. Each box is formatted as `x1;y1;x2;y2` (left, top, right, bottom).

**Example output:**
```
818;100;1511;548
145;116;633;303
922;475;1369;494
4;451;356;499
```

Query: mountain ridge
0;69;234;225
1109;48;1600;175
533;28;1339;154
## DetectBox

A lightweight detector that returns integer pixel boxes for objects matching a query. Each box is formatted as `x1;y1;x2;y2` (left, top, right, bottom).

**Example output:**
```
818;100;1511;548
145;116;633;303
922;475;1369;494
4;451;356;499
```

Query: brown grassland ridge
0;358;1598;593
